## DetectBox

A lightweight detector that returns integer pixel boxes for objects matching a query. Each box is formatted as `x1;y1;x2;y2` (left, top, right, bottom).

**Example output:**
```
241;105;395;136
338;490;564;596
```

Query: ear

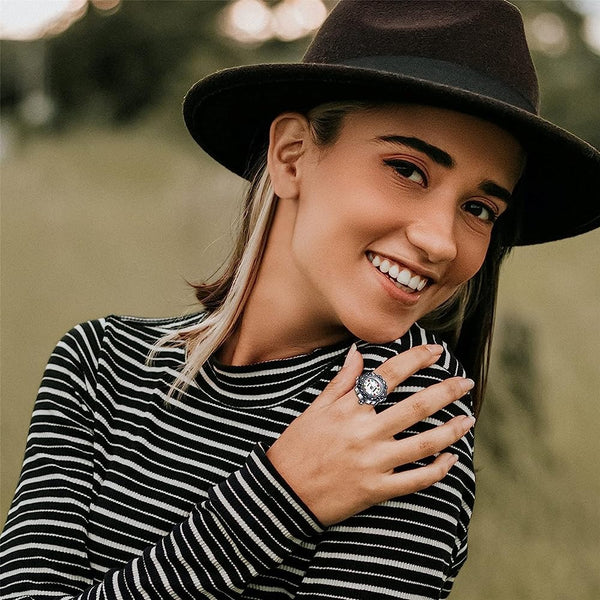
267;112;311;200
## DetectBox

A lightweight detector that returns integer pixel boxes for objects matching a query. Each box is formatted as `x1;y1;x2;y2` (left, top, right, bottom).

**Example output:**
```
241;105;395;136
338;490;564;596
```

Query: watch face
364;376;382;395
355;372;387;405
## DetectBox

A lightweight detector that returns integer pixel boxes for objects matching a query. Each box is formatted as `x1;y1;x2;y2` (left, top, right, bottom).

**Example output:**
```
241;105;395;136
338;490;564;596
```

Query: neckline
193;338;354;408
210;337;354;373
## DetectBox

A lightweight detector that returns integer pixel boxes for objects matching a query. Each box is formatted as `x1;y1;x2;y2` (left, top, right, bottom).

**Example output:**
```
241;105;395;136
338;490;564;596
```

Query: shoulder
57;311;206;353
53;311;207;378
104;311;207;343
39;312;208;412
357;321;464;378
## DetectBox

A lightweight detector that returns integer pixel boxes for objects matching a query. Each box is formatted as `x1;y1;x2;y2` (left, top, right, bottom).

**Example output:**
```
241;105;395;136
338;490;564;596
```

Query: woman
1;1;598;599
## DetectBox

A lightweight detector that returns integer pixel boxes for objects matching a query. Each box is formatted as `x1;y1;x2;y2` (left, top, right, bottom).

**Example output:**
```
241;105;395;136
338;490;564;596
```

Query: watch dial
365;377;381;395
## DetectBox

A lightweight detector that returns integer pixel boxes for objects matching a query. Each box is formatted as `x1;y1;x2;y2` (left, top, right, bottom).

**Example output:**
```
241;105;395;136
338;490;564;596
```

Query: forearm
0;444;323;599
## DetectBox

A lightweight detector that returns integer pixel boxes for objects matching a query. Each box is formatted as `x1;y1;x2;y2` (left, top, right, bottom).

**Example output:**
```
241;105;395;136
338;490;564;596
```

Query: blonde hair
153;165;277;395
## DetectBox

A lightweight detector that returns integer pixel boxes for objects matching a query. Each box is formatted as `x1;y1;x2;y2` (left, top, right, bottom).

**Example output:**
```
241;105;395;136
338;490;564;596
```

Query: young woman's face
274;104;524;344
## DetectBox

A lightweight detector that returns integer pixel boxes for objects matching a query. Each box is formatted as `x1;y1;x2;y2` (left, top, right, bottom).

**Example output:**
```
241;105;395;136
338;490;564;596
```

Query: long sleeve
1;314;475;600
0;321;323;599
1;321;101;592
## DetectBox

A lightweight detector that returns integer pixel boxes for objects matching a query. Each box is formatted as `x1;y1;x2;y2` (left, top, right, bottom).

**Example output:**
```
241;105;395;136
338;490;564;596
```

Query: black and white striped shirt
0;313;475;599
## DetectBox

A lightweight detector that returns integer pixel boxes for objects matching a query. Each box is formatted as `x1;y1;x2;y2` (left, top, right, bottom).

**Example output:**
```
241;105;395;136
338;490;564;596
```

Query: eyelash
384;159;428;186
384;158;500;224
463;200;499;223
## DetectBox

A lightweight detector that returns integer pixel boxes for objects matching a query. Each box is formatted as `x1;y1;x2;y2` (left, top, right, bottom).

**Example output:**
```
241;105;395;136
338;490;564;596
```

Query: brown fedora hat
183;0;600;246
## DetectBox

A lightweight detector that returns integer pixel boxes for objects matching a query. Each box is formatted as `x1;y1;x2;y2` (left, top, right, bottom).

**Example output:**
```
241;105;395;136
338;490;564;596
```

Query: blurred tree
514;0;600;148
0;0;319;127
478;315;554;475
2;0;597;141
45;1;236;124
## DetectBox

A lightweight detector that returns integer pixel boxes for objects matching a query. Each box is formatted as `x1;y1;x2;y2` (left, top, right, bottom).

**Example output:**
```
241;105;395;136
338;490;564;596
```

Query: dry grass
2;120;599;598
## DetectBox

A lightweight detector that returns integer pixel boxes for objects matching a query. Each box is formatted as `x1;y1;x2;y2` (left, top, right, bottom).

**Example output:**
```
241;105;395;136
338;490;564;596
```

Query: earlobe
268;113;311;200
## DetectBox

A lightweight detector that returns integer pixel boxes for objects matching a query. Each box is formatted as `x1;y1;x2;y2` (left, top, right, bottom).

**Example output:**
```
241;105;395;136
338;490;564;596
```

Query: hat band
339;55;537;114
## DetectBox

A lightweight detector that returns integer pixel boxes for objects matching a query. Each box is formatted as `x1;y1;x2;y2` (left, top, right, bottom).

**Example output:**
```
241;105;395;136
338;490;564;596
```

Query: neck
218;200;351;366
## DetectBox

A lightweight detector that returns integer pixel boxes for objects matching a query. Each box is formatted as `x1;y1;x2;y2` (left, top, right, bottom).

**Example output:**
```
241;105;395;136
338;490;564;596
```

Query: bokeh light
583;12;600;53
271;0;328;41
221;0;273;44
220;0;327;44
529;11;570;55
0;0;121;40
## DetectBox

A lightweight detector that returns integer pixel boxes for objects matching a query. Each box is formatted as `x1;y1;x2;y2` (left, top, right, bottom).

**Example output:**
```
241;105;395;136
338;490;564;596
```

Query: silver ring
354;372;388;405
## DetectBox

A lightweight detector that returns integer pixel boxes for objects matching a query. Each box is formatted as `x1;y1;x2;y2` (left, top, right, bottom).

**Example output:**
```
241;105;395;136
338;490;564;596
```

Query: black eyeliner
383;158;428;186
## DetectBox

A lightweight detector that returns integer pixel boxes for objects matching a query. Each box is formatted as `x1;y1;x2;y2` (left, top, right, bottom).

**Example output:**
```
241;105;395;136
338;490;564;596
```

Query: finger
339;344;443;410
372;344;444;392
316;343;364;407
383;452;459;498
377;377;474;437
381;414;475;470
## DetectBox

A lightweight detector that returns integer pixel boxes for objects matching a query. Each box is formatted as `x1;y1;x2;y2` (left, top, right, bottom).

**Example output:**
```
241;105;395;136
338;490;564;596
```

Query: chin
346;319;413;345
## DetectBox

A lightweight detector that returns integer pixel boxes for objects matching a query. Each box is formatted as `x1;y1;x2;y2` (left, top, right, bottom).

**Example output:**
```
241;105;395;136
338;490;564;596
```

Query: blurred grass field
1;116;599;598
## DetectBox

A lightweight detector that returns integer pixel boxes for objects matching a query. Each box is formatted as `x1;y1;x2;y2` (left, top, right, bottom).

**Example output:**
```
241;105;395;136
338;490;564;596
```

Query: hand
266;344;475;526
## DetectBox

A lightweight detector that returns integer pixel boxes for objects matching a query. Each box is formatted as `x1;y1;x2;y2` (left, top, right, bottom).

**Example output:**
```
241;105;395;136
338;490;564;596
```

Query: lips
367;251;429;293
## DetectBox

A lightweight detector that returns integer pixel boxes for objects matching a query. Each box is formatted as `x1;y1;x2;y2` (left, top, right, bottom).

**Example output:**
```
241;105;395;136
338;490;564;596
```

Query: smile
367;252;429;293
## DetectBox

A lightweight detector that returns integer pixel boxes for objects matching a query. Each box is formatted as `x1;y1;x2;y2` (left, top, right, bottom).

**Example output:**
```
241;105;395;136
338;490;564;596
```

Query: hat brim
183;63;600;246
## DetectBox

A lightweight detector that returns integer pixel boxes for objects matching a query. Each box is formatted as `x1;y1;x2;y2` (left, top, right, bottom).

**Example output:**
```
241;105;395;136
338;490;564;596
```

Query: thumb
318;343;364;406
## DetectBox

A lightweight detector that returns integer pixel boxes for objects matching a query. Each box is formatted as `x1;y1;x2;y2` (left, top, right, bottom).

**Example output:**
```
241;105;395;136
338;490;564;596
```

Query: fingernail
425;344;443;356
463;415;476;428
461;378;475;392
343;343;357;367
450;454;459;466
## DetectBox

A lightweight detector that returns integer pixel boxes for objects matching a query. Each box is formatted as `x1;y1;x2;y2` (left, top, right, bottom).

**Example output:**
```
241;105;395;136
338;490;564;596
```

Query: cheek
449;237;489;286
293;183;379;256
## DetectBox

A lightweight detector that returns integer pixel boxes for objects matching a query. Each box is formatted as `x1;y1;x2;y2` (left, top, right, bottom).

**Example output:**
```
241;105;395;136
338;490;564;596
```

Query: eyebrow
376;134;513;204
479;180;512;204
376;135;454;168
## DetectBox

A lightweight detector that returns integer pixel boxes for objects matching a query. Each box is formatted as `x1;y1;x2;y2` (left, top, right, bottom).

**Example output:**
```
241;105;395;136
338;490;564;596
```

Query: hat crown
304;0;539;113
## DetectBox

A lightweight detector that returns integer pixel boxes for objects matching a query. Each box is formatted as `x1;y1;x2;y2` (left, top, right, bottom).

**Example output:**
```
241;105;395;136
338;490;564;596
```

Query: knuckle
445;378;466;399
324;371;352;395
329;399;349;420
417;344;435;361
417;437;435;455
432;462;448;481
374;363;392;385
409;398;427;418
451;418;467;438
402;345;432;362
362;476;380;495
413;471;436;492
356;471;381;497
323;376;341;394
410;396;437;421
425;459;448;482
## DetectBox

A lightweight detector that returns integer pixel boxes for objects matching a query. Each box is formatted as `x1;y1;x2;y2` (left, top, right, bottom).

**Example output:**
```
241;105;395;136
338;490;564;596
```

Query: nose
405;209;458;264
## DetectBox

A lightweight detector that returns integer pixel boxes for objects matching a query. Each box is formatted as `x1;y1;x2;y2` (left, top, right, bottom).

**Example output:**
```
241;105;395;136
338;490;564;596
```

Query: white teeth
368;252;430;292
408;275;421;290
396;269;411;285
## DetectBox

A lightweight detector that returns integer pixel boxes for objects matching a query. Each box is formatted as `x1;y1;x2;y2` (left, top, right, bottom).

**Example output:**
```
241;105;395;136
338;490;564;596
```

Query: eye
384;159;427;186
463;200;498;223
